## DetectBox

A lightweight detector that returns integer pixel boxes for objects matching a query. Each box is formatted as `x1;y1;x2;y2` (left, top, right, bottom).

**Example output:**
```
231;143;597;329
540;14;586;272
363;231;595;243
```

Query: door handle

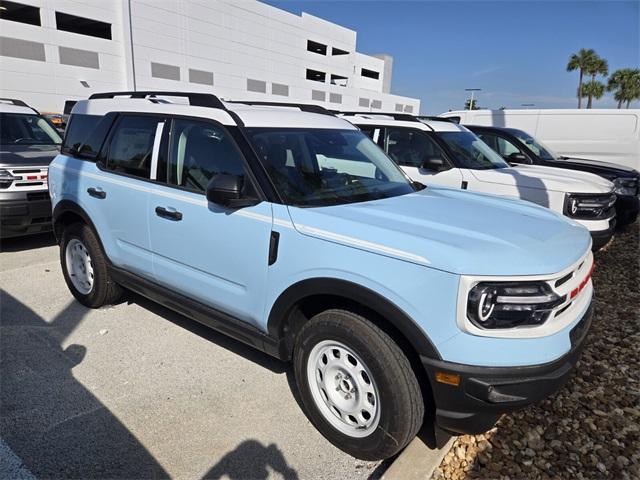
87;187;106;199
155;206;183;221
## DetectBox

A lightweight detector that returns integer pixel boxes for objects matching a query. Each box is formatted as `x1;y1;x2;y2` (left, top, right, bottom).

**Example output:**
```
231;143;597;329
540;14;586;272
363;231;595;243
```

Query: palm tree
580;80;606;108
608;68;640;108
567;49;597;108
585;57;608;108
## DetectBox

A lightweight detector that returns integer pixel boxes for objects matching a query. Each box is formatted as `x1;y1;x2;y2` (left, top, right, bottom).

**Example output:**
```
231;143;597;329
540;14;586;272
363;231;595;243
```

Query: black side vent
269;231;280;266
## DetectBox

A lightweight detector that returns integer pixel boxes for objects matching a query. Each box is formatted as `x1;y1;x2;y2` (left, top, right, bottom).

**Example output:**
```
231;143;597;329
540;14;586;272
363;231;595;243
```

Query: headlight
613;178;638;196
467;281;564;329
0;168;20;189
564;192;616;219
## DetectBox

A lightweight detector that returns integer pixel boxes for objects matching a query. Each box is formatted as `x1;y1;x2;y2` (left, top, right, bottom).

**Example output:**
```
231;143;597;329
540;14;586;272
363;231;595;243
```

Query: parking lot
0;234;384;480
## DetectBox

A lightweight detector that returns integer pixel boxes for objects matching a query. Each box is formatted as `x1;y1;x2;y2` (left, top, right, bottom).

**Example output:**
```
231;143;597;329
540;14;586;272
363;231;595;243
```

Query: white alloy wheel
306;340;380;437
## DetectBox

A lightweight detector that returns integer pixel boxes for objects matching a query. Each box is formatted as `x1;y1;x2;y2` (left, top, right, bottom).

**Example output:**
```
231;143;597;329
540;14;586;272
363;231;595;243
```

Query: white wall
0;0;420;113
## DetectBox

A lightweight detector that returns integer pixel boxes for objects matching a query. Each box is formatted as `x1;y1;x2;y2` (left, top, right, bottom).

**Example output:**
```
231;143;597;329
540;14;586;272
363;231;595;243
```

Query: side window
167;119;247;193
384;127;446;168
496;136;521;157
62;114;102;155
478;133;498;151
104;116;161;178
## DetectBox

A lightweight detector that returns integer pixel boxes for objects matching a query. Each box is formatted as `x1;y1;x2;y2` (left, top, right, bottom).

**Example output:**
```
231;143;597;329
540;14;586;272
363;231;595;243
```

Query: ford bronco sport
49;92;594;460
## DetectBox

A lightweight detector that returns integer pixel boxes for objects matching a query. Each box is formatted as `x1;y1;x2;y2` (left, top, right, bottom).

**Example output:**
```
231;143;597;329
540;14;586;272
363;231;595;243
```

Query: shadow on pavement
0;232;56;253
128;291;287;374
202;440;299;480
0;290;170;479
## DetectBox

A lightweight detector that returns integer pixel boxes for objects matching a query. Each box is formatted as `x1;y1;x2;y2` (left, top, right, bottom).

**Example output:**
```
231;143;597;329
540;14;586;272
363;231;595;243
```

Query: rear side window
104;116;161;178
62;114;101;154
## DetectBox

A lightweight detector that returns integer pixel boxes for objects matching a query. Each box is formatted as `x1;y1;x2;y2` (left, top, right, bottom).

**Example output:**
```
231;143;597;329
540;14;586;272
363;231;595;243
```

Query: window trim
149;121;166;180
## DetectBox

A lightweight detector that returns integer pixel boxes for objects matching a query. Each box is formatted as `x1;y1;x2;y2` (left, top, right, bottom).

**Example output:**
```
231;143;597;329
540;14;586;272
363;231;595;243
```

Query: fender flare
52;200;101;245
267;277;441;360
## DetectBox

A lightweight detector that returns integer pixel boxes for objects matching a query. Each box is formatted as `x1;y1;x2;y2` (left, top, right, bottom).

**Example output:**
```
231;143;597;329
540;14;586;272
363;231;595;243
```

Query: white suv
341;113;616;250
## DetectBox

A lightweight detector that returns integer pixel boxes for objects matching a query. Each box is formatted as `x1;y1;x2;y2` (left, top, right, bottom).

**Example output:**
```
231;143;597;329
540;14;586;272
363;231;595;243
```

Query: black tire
60;222;123;308
293;309;424;460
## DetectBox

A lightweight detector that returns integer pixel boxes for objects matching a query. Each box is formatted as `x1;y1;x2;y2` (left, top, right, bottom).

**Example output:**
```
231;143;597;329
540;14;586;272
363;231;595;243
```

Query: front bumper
421;303;593;435
590;217;616;250
615;194;639;226
0;191;53;238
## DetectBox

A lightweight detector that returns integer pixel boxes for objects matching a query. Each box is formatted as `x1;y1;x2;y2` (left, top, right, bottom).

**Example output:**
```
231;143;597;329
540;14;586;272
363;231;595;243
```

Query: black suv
468;125;639;226
0;98;62;238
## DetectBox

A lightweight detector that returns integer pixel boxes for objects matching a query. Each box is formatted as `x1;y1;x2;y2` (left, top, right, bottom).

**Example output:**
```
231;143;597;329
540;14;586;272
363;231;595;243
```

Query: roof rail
88;91;226;109
228;100;334;116
417;115;455;123
336;111;420;122
0;97;39;114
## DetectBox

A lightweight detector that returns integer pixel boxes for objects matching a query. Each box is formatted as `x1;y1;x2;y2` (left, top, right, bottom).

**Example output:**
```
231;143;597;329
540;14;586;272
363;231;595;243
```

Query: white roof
0;100;37;115
71;96;357;130
339;113;464;132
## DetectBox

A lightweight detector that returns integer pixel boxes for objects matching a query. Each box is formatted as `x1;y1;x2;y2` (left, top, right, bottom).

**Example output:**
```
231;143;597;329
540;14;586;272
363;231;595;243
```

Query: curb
381;434;454;480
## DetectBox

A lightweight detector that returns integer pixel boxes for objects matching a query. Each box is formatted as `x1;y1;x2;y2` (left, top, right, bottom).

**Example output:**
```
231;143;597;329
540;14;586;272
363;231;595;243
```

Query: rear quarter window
62;114;101;155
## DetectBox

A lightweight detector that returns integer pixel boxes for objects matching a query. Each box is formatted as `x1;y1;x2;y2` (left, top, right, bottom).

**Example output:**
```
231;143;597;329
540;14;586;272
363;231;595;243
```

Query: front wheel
293;309;425;460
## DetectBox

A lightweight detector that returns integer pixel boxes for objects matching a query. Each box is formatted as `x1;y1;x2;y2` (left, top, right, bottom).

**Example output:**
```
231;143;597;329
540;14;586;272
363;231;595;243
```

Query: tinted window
62;114;101;154
55;12;112;40
105;116;160;178
0;113;62;145
437;131;509;170
0;1;40;26
246;128;414;207
385;128;446;168
167;119;247;193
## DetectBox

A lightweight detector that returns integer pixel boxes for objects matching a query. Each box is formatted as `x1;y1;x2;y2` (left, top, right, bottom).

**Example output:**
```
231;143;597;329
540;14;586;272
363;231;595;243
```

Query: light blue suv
49;92;594;460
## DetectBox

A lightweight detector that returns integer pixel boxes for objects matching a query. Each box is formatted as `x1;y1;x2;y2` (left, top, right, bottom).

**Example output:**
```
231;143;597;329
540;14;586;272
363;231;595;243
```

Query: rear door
91;114;166;277
383;127;463;188
147;117;273;328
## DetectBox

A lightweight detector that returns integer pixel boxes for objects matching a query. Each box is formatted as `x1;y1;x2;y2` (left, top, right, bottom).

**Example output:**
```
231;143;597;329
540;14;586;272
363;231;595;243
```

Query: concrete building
0;0;420;114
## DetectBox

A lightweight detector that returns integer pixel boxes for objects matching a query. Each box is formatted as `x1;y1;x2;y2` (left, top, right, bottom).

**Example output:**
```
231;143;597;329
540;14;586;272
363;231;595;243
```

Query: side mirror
206;174;258;208
506;152;529;164
421;157;447;172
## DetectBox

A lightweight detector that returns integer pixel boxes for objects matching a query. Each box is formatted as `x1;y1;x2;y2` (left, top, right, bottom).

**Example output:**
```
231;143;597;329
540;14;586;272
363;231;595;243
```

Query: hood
553;157;639;177
0;144;60;168
472;164;613;194
286;187;591;276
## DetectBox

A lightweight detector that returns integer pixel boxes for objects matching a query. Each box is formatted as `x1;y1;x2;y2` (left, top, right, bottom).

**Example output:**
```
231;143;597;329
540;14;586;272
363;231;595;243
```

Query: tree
464;98;480;110
608;68;640;108
584;56;608;108
567;48;597;108
580;80;606;108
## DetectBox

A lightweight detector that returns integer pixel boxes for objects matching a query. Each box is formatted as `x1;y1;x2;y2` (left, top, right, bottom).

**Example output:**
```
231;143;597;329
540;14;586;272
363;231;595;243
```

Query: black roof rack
88;91;226;109
335;111;420;122
417;115;455;123
228;101;333;116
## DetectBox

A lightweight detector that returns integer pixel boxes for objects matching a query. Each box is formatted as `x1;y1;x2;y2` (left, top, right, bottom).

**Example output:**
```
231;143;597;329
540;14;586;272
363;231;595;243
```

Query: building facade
0;0;420;114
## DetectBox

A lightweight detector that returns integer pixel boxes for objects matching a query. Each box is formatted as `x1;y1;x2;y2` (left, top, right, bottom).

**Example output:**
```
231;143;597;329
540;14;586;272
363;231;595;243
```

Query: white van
439;109;640;170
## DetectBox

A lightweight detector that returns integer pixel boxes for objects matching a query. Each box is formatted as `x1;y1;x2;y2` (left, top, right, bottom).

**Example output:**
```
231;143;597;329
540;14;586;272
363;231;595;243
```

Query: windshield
245;128;416;207
437;131;509;170
507;128;557;161
0;113;62;145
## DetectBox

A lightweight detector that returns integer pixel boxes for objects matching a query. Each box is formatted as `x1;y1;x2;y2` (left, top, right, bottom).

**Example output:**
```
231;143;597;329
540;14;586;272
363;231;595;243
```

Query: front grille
564;192;616;220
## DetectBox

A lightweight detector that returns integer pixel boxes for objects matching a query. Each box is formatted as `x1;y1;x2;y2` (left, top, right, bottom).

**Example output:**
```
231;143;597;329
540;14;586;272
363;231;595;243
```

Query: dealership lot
0;235;383;480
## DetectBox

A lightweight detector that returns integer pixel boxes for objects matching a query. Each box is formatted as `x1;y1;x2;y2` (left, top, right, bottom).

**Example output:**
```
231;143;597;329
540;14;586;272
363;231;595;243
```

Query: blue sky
263;0;639;114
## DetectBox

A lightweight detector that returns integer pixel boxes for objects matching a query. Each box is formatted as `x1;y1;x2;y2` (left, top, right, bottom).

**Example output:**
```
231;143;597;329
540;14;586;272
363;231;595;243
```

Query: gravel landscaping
433;223;640;480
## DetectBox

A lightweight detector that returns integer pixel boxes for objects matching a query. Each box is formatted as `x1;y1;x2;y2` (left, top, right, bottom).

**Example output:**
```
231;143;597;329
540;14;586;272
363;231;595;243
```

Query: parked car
341;112;616;250
50;92;594;461
467;125;639;226
0;98;62;239
43;113;67;131
438;109;640;171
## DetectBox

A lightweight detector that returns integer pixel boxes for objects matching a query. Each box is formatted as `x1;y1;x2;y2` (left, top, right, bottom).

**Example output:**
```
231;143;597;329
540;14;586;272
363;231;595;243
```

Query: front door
147;117;273;328
383;127;464;188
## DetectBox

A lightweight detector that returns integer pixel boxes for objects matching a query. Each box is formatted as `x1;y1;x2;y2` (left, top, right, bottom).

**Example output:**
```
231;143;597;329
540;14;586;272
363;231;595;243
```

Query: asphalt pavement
0;233;387;479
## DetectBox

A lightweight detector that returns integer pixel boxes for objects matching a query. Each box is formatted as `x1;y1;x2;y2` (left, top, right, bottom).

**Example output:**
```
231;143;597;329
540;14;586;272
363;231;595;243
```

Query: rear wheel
60;223;123;308
293;309;424;460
